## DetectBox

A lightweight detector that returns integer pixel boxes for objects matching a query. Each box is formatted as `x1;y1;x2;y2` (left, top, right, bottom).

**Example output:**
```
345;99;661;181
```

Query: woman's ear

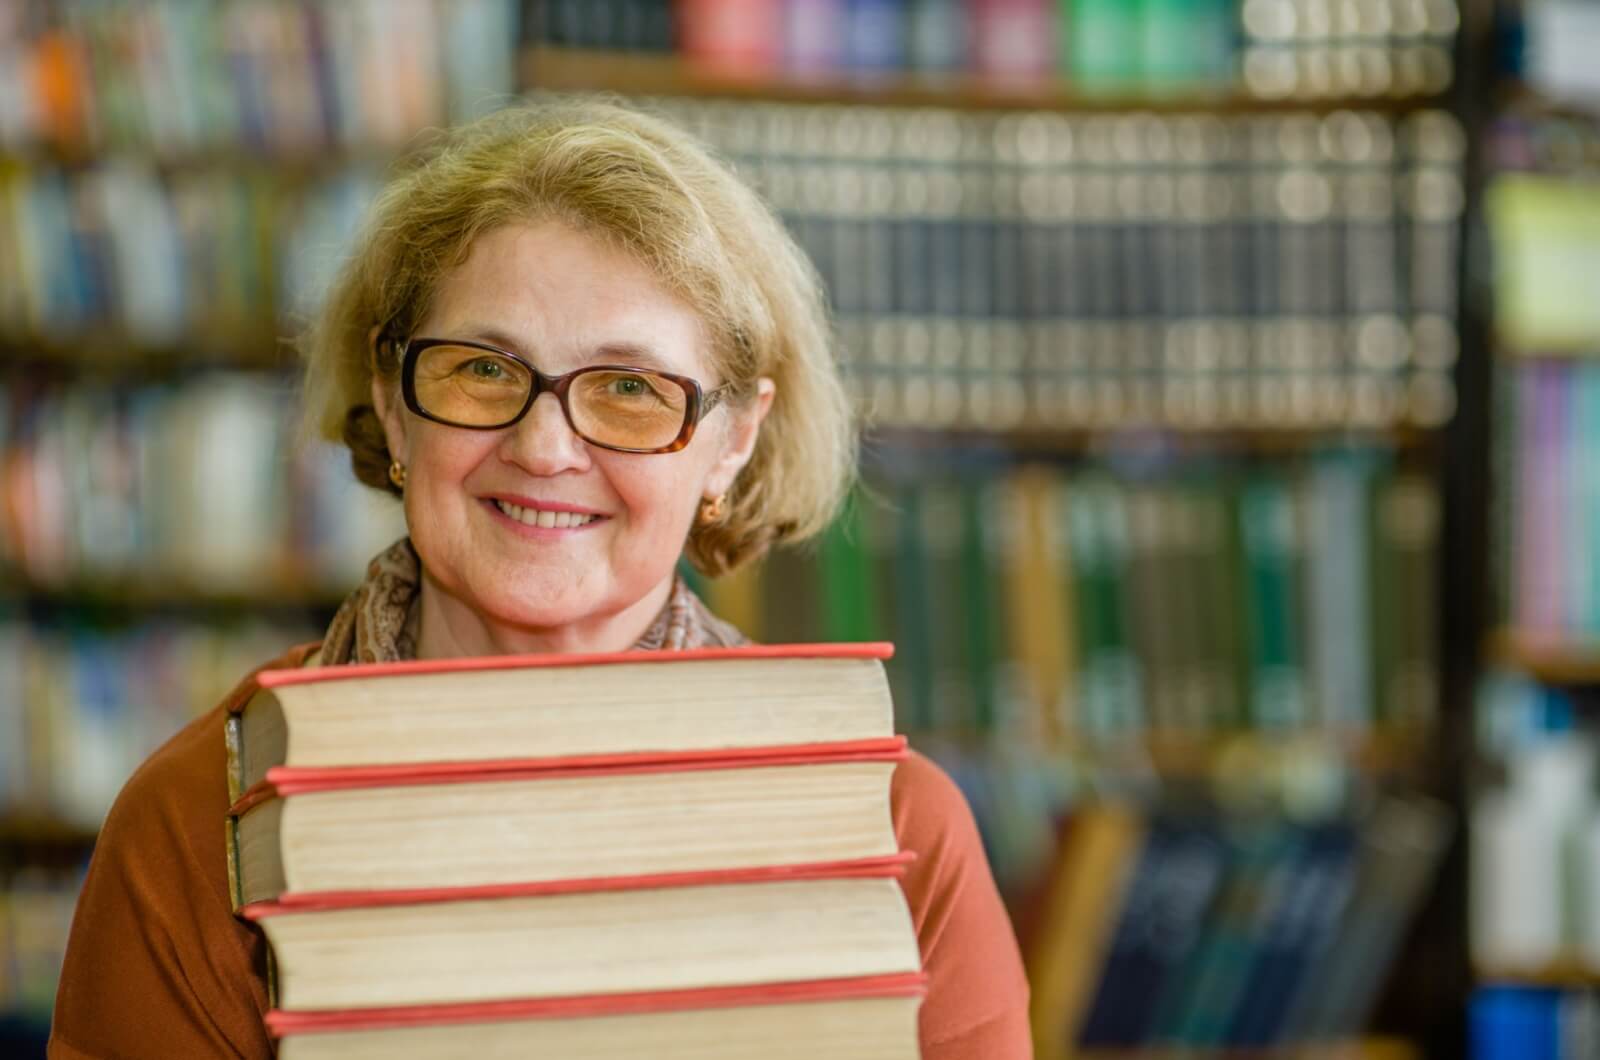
703;377;775;498
369;327;408;463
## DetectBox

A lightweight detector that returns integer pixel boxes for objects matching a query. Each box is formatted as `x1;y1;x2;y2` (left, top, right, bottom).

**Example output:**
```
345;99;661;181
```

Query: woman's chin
468;585;599;634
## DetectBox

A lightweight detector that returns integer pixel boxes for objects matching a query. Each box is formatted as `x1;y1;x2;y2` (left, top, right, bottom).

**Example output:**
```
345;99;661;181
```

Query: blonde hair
302;98;855;575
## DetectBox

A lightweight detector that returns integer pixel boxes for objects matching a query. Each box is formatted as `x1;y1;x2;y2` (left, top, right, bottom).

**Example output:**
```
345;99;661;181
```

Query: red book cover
245;641;894;700
240;851;916;919
266;971;929;1037
228;736;909;814
675;0;783;76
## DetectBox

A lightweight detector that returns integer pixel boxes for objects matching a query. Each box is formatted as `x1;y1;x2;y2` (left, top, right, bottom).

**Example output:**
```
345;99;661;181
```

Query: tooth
536;510;556;529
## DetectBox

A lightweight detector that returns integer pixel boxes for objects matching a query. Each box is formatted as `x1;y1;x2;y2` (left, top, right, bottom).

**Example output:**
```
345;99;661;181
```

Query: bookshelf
523;44;1452;115
1487;631;1600;687
1466;6;1600;1060
0;0;1472;1055
0;333;294;373
3;579;348;614
0;817;98;852
1476;959;1600;992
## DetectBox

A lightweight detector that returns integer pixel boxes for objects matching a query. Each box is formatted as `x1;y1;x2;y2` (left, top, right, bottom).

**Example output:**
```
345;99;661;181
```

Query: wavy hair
301;98;855;575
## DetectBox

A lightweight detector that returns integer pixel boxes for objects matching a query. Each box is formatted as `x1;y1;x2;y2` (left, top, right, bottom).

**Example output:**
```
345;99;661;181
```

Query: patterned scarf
319;538;748;665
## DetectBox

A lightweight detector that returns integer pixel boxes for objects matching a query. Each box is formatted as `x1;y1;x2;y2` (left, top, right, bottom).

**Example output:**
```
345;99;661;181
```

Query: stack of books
224;643;925;1058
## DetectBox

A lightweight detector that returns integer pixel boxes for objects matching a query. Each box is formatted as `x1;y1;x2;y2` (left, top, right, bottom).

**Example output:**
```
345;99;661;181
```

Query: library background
0;0;1598;1056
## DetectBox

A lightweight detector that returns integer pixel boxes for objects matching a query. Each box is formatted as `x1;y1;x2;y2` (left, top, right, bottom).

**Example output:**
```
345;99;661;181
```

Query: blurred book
657;97;1464;432
0;376;406;598
1015;796;1450;1052
0;0;519;155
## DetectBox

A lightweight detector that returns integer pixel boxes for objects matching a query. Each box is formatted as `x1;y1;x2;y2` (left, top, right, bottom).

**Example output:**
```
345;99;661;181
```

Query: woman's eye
468;359;503;379
612;377;647;396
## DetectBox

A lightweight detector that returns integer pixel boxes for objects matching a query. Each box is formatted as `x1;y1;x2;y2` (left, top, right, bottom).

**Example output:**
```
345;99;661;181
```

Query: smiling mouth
490;499;604;529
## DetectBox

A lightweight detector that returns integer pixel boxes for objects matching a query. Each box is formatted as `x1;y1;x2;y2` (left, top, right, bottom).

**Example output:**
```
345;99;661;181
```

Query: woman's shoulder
51;643;318;1058
889;750;1033;1054
889;750;989;881
891;751;973;828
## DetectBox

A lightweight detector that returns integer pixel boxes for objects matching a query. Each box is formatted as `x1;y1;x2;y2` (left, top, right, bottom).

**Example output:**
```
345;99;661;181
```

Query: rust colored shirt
49;643;1031;1058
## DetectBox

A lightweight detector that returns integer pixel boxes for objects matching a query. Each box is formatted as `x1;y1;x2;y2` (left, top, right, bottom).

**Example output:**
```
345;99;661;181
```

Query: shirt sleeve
49;707;274;1060
892;752;1034;1059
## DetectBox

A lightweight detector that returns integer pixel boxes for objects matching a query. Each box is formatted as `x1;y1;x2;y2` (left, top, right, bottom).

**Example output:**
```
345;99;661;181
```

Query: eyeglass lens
412;344;691;450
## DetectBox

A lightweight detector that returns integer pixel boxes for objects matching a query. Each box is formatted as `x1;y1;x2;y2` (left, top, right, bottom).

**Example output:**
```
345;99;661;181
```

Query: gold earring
388;460;407;490
697;493;726;526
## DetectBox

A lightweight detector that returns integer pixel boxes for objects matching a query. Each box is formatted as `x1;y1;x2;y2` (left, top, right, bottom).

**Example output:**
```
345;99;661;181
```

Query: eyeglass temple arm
697;384;734;421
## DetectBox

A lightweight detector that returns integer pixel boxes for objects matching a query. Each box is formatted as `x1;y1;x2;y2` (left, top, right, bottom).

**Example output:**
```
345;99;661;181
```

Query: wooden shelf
522;46;1450;115
1499;83;1600;124
1495;343;1600;363
1477;956;1600;990
1;575;348;613
1118;730;1430;780
917;730;1431;781
3;142;405;177
864;425;1436;463
1488;630;1600;685
0;814;97;849
0;331;295;373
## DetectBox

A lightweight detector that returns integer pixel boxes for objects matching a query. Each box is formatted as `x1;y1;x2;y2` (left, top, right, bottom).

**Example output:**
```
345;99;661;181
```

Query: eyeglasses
395;337;730;454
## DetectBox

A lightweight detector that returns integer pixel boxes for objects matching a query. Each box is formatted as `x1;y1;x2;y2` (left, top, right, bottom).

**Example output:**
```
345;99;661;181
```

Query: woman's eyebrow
448;326;675;372
590;341;672;371
455;324;532;355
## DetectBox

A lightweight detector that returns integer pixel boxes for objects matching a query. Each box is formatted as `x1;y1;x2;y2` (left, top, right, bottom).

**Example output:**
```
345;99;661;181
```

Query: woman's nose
497;391;590;474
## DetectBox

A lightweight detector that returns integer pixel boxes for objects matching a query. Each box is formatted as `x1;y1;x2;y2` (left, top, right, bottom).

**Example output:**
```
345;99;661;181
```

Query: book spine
1240;475;1309;732
1230;823;1359;1046
889;482;936;734
225;711;245;805
1306;456;1376;732
1077;821;1172;1046
819;490;878;644
225;815;244;914
1379;473;1441;730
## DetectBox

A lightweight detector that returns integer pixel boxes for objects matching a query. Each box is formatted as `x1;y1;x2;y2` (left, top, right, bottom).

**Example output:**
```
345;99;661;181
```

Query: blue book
1470;987;1560;1060
844;0;907;74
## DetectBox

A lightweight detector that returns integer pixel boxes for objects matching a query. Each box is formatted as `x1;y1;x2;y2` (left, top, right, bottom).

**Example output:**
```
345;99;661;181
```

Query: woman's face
373;220;771;645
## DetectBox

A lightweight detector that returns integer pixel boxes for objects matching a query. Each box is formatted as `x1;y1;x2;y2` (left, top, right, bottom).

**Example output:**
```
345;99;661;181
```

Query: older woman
49;100;1030;1058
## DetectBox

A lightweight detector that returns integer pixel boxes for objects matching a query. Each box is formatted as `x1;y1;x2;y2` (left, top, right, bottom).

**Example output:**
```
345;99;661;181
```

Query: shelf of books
1471;8;1600;1058
0;0;1471;1054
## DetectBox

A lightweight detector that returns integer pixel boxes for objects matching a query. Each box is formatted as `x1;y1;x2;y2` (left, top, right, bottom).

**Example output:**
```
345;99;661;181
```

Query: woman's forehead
425;221;713;375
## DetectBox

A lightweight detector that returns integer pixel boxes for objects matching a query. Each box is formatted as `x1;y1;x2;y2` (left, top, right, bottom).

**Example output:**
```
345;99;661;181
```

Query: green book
1124;484;1181;735
1066;0;1145;92
1239;475;1309;733
1185;473;1245;733
959;476;1007;739
818;489;878;644
1140;0;1234;90
1158;483;1203;739
888;481;936;735
1064;476;1143;740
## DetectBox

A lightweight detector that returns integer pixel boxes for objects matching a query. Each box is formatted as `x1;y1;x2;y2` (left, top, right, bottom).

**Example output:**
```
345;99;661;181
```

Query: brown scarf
319;538;748;665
